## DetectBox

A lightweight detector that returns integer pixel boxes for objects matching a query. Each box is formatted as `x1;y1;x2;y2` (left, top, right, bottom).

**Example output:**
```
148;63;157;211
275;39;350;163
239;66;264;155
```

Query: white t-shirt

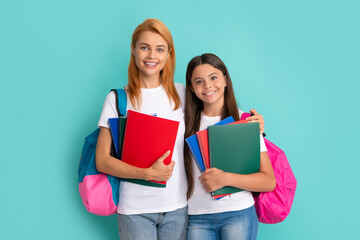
187;110;267;215
98;83;187;215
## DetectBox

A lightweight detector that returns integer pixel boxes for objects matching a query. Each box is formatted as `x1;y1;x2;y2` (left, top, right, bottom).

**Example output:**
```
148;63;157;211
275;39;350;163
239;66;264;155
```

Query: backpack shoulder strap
111;88;127;117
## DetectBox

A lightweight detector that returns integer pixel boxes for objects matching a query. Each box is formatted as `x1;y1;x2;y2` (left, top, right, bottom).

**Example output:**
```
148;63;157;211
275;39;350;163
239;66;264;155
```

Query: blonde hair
127;18;180;110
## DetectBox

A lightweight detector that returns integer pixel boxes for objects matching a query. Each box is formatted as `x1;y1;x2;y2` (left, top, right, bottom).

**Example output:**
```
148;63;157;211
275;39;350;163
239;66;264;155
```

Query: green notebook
208;122;260;195
118;116;166;188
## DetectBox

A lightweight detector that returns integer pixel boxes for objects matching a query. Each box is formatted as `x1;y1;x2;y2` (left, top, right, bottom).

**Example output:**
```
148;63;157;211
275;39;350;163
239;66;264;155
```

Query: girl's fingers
250;109;258;115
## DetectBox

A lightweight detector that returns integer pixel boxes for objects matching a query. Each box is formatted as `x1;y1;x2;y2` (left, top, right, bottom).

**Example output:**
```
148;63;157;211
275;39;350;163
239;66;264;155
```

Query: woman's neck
139;73;161;88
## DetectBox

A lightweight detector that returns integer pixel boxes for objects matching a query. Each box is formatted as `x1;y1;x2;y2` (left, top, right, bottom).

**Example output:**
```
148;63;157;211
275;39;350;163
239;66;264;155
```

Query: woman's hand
199;168;226;192
246;109;265;134
147;150;175;182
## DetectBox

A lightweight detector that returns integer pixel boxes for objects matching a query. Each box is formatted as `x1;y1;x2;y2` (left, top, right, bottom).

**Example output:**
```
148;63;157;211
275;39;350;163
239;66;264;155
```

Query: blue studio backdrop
1;0;359;239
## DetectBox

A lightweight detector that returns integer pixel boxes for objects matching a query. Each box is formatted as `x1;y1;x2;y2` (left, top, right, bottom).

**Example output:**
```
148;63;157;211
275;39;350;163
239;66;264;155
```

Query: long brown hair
184;53;240;199
127;18;180;110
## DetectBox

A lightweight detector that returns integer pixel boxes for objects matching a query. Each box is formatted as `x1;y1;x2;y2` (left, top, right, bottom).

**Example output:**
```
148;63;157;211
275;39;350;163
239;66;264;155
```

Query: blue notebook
108;118;120;158
185;116;235;172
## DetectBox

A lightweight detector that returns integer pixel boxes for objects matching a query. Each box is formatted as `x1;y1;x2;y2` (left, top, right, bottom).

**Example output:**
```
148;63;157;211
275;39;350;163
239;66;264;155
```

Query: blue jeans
187;205;258;240
117;206;188;240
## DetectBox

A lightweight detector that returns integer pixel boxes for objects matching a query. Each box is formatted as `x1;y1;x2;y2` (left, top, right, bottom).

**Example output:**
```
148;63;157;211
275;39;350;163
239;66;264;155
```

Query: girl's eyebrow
208;72;218;77
192;77;203;82
192;72;218;81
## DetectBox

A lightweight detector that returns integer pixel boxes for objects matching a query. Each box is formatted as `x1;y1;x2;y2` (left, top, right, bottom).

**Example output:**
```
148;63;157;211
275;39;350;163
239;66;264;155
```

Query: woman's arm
199;151;276;192
95;127;175;182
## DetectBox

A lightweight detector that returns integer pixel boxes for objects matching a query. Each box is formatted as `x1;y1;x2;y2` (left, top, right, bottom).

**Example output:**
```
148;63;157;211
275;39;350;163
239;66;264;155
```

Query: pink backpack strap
240;112;251;120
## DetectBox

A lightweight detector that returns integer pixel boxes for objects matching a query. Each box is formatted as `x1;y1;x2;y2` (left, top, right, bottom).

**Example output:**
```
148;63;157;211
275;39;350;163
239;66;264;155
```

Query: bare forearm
223;171;276;192
95;127;174;182
95;127;152;180
96;154;151;180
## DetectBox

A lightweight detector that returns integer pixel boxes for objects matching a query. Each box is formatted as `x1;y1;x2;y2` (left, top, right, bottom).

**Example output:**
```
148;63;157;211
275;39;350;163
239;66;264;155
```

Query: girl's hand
246;109;265;134
199;168;226;192
147;150;175;182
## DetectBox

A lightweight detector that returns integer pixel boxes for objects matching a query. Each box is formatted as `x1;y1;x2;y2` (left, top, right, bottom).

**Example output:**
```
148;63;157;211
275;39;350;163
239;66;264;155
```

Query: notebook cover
208;122;260;196
185;135;205;172
185;116;235;173
196;130;210;169
119;116;165;188
120;110;179;187
196;116;235;170
118;117;127;158
108;118;120;158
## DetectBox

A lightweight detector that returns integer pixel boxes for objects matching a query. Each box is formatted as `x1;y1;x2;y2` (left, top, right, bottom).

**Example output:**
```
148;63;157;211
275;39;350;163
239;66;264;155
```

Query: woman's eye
140;46;148;50
157;48;164;53
211;76;217;80
195;80;202;85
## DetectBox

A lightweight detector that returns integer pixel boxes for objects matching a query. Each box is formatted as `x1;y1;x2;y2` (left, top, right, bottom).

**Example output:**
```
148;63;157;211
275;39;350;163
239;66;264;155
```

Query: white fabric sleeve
260;134;267;152
97;91;119;128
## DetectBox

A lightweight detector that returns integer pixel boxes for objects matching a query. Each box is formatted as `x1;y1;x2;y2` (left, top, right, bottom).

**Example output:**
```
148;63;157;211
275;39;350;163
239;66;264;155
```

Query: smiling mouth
203;91;216;96
144;62;158;68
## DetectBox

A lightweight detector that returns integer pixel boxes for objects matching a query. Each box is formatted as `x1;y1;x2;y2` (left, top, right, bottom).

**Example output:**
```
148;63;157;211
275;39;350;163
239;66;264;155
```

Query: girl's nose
204;80;212;89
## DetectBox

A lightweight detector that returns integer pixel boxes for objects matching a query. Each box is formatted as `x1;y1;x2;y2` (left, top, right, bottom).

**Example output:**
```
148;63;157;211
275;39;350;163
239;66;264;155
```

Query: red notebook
121;110;180;186
196;129;210;169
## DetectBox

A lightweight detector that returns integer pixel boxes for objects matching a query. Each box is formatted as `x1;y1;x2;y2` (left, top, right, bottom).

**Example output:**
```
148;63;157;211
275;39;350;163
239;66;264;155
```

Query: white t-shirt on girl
98;83;187;215
187;110;267;215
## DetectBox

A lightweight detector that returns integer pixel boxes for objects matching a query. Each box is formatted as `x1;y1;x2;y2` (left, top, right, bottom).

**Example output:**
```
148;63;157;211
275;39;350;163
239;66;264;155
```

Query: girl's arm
199;151;276;192
95;127;175;182
246;109;265;134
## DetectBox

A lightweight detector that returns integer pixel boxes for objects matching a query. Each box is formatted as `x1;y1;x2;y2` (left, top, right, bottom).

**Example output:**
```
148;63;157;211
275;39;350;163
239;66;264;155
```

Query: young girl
184;53;276;240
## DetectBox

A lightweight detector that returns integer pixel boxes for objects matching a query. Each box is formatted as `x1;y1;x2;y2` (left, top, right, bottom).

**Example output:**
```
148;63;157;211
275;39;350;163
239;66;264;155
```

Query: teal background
1;0;359;239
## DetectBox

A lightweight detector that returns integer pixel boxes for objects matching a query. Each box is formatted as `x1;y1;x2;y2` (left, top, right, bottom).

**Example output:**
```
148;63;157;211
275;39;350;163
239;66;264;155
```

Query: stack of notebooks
108;110;180;188
185;116;260;199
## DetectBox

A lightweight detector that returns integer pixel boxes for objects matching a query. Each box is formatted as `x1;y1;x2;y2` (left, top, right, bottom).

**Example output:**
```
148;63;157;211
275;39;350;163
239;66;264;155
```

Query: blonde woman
96;19;187;240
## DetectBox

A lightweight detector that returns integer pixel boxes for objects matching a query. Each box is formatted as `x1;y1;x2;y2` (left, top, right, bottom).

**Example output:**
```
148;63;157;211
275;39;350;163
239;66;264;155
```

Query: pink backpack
241;113;297;224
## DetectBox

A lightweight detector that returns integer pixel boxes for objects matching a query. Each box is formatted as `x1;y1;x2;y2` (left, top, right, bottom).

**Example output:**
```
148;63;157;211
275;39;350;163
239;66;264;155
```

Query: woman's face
132;31;170;80
190;64;227;107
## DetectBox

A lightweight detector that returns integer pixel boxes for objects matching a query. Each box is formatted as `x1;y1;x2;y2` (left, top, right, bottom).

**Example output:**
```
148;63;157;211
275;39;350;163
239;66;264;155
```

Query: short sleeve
260;134;267;152
238;109;245;117
175;83;186;106
98;91;118;128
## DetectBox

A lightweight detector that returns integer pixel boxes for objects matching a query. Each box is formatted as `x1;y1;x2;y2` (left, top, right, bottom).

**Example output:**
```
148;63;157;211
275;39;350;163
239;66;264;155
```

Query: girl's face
132;31;170;80
191;64;227;107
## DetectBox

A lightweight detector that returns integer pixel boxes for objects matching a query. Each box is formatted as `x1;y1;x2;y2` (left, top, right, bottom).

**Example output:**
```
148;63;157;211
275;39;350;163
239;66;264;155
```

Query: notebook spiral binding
208;128;213;169
185;138;204;173
196;132;208;169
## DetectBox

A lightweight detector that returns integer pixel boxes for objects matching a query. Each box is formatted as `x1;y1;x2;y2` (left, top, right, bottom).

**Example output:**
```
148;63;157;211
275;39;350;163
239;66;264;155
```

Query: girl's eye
140;46;148;50
211;76;217;80
157;48;164;53
195;80;202;85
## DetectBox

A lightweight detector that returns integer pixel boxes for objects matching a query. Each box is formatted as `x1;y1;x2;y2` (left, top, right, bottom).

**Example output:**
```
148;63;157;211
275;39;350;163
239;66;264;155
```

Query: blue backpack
78;89;127;216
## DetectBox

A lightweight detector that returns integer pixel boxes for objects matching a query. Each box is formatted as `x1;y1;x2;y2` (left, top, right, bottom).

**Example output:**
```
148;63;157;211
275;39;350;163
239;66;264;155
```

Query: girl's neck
202;101;224;117
139;73;161;88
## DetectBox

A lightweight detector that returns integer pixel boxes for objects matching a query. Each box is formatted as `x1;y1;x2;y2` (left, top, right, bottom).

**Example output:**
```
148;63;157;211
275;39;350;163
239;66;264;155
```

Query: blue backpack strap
111;88;127;117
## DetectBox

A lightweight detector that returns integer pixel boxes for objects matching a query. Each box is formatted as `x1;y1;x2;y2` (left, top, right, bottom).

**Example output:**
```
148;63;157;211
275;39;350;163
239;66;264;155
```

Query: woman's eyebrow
138;43;166;48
